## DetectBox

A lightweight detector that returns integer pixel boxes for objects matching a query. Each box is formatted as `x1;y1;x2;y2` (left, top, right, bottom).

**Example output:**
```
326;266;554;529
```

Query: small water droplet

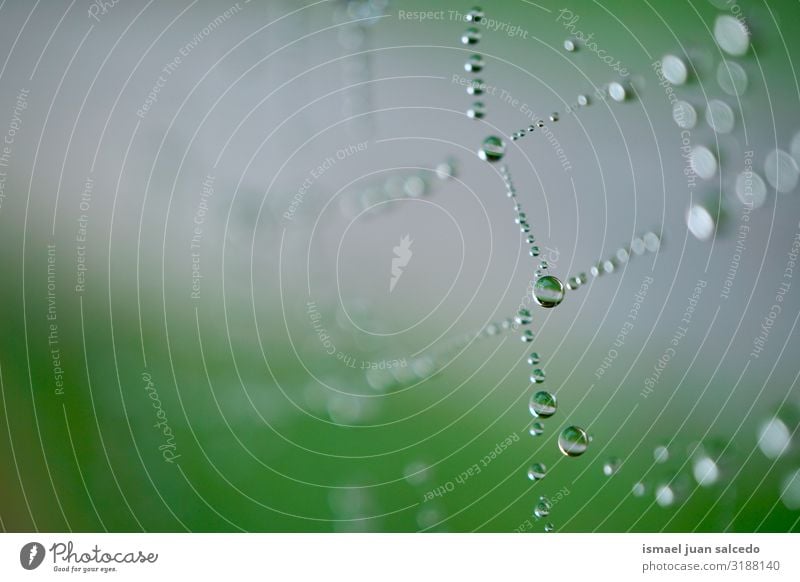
632;482;646;497
577;94;589;106
534;497;552;518
781;468;800;510
630;237;646;255
529;390;557;418
655;483;675;507
527;352;540;366
563;38;576;52
533;275;565;308
672;100;697;129
478;136;505;162
549;112;559;122
467;79;485;95
643;232;661;253
692;455;720;487
690;145;718;180
461;27;481;45
566;277;580;291
714;14;749;56
530;368;545;384
527;462;547;481
558;425;589;457
521;329;535;342
653;445;669;464
757;416;791;459
764;149;799;193
529;421;544;436
735;170;767;208
616;247;630;263
435;159;456;180
467;101;486;119
687;203;716;241
465;7;484;23
717;60;748;96
661;54;689;85
529;245;540;257
608;82;627;102
705;99;735;134
464;53;484;73
544;522;555;532
602;457;621;476
515;309;532;325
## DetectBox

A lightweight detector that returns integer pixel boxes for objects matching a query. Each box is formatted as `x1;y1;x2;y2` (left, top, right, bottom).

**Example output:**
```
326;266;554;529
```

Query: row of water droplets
460;7;594;533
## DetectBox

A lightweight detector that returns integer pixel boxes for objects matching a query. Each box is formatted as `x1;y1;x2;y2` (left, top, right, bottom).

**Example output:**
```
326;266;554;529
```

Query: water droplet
534;497;552;517
529;421;544;436
527;125;536;132
549;112;559;122
563;38;576;52
631;237;646;255
478;135;505;162
529;245;540;257
521;329;535;342
690;145;718;180
692;455;720;487
687;203;716;241
781;468;800;510
672;100;697;129
757;416;791;459
529;390;557;418
661;54;688;85
616;248;630;264
467;79;485;95
514;214;526;224
527;462;547;481
520;224;530;233
655;484;675;507
558;425;589;457
530;368;546;384
735;170;767;208
764;149;799;193
602;259;616;274
717;60;748;96
566;277;580;291
465;7;484;23
791;130;800;166
537;120;545;128
653;445;669;464
632;482;646;497
608;82;627;102
603;457;621;476
643;232;661;252
404;461;432;486
544;522;555;532
435;160;456;180
714;14;749;56
526;235;535;244
590;264;601;277
404;175;427;197
461;27;481;45
527;352;540;366
464;54;484;73
467;101;486;119
515;309;532;325
484;322;499;336
577;94;589;106
705;99;735;134
533;275;565;308
501;318;512;330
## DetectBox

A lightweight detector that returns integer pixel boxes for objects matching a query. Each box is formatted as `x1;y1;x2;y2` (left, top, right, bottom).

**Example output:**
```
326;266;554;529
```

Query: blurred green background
1;0;800;532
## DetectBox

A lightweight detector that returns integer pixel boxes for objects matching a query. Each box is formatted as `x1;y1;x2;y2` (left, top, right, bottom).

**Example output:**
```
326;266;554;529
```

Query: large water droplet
558;425;589;457
478;135;505;162
529;390;557;418
714;15;749;56
533;275;565;308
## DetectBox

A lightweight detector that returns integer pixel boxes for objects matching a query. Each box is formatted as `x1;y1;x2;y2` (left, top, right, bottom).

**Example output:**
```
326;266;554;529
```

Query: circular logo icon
19;542;45;570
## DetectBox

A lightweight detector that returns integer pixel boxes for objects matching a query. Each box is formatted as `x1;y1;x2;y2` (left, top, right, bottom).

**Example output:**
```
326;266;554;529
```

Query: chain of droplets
563;231;662;291
461;8;487;120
